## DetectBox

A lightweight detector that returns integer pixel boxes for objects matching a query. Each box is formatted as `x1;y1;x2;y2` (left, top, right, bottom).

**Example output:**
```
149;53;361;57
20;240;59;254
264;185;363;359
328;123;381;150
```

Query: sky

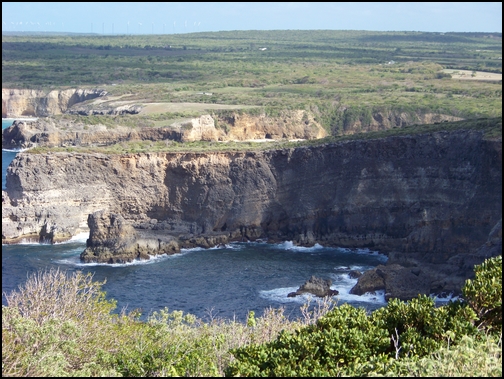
2;2;502;35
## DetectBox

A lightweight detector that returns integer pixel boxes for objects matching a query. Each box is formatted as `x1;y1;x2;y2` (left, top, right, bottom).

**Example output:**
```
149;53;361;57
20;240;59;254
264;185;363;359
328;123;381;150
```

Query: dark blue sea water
2;118;394;321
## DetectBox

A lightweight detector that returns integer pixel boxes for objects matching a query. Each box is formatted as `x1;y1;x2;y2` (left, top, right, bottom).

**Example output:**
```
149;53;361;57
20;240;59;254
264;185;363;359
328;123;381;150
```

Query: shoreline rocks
80;211;180;263
288;276;339;298
350;218;502;300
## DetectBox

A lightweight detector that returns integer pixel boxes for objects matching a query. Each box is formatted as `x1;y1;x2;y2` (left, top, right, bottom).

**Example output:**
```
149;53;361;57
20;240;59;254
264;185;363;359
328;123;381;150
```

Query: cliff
3;127;500;250
338;111;464;135
214;110;327;140
2;88;107;118
2;118;180;149
3;124;501;296
2;112;327;150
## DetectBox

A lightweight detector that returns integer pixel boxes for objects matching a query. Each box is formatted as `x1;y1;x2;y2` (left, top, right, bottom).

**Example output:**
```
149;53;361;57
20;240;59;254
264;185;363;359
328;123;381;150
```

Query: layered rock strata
2;112;326;150
80;210;179;263
2;88;107;118
2;128;502;296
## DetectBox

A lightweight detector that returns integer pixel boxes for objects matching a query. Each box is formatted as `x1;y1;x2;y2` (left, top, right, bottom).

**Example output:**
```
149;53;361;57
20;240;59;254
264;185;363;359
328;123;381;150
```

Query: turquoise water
2;118;390;321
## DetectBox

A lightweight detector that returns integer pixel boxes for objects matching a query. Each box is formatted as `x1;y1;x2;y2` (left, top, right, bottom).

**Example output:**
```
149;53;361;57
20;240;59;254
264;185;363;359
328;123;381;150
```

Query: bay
2;118;389;322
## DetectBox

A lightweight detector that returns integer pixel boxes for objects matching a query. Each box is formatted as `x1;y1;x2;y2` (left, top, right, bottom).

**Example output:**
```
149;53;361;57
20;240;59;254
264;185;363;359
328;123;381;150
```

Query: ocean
2;118;391;321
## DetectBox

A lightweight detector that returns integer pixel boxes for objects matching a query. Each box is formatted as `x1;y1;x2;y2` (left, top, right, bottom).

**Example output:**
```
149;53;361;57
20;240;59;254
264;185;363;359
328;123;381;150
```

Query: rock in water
348;269;362;279
80;210;180;263
288;276;339;298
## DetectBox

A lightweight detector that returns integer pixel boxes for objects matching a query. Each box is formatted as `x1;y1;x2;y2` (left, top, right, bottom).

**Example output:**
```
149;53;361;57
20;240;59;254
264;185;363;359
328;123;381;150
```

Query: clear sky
2;2;502;35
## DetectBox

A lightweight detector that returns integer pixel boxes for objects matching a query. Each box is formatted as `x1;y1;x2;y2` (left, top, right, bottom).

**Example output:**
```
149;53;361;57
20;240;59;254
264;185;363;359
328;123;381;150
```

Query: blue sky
2;2;502;35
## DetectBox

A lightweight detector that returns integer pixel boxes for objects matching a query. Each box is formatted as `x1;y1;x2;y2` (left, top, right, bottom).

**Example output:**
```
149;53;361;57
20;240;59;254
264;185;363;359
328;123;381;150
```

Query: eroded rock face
1;118;184;150
216;110;327;141
2;129;502;274
2;88;107;118
338;111;464;136
350;217;502;299
174;114;220;142
81;210;180;263
2;111;326;150
66;104;142;116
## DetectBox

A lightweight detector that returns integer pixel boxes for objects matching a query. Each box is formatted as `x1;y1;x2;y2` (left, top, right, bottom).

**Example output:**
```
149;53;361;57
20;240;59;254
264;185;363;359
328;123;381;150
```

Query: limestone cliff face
173;114;221;141
339;111;464;135
3;129;501;263
79;210;179;263
2;119;181;149
2;88;107;118
2;112;326;150
215;110;327;140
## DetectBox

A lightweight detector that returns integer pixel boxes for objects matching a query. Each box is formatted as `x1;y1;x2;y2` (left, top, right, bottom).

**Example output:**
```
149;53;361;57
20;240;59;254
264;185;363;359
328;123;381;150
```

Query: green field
2;30;502;136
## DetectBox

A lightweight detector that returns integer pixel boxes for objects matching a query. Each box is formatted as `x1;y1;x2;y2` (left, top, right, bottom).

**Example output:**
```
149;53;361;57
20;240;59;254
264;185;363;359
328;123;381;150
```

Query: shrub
2;269;119;377
225;304;390;377
3;268;115;326
462;255;502;333
225;295;480;376
389;333;502;377
371;295;478;358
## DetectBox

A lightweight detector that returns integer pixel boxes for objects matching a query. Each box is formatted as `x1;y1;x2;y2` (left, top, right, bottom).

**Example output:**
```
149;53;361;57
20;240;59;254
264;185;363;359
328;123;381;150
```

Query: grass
2;31;501;127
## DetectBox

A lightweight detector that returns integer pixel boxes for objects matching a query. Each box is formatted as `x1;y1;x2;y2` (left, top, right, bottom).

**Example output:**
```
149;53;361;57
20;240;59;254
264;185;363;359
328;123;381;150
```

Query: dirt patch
90;94;134;105
442;69;502;81
140;102;257;115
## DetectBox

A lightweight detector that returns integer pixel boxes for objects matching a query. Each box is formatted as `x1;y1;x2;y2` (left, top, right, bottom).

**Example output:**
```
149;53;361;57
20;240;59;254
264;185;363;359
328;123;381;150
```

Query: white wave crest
260;271;387;306
54;232;90;245
2;117;38;122
2;148;29;153
275;241;325;252
259;287;314;304
74;253;179;267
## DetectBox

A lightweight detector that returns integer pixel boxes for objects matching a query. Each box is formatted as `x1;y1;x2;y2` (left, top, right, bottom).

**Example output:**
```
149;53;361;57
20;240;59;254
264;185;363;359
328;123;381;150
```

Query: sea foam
259;270;387;306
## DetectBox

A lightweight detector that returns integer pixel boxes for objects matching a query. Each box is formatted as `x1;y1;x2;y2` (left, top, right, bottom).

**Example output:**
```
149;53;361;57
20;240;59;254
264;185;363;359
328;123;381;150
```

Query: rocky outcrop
288;276;339;298
2;118;179;149
350;217;502;299
348;270;362;279
2;111;324;150
2;88;107;118
2;126;502;291
349;264;431;301
66;104;142;116
331;109;464;136
215;110;327;140
173;114;220;142
80;210;180;263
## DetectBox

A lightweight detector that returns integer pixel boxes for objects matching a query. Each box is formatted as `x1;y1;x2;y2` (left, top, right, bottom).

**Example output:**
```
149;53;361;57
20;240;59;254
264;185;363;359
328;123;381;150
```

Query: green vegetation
2;256;501;376
227;255;502;377
2;30;502;133
2;31;501;376
26;116;502;155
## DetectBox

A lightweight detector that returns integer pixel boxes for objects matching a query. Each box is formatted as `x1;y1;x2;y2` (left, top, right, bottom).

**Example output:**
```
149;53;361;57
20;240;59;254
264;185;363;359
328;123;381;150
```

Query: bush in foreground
2;256;502;376
226;255;502;376
2;268;334;376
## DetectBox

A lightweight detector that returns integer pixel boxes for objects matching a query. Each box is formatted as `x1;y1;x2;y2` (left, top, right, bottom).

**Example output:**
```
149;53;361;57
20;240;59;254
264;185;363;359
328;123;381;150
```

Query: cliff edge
3;121;501;298
2;88;107;118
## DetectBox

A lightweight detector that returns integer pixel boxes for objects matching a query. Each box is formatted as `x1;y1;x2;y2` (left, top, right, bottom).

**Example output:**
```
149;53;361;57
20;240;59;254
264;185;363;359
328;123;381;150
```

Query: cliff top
24;117;502;155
